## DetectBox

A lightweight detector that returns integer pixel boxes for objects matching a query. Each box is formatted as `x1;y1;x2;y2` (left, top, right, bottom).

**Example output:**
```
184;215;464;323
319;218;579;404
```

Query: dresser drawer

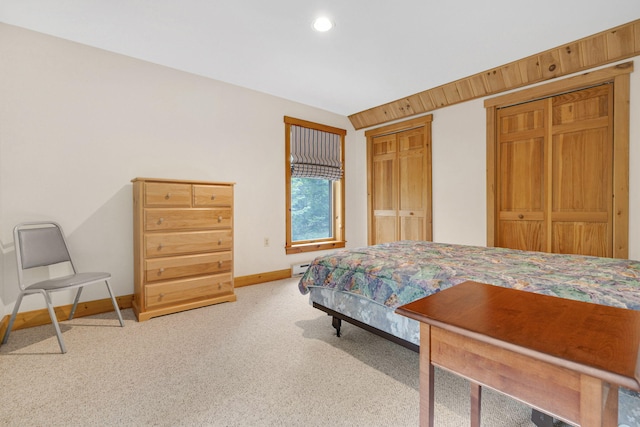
145;183;192;207
193;185;233;207
145;252;232;282
145;273;233;309
145;208;232;231
145;230;232;257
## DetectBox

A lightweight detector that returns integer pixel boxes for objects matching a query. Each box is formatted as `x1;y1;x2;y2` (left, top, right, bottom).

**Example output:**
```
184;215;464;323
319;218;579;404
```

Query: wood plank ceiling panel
349;19;640;130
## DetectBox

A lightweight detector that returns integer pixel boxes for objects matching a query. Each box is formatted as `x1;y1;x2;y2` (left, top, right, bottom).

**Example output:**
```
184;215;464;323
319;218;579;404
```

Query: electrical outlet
264;237;270;247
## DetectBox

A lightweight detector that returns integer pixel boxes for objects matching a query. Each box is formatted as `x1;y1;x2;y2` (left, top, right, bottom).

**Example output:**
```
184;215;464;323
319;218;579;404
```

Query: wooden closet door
551;85;613;256
398;128;428;241
367;115;433;246
496;85;613;256
497;100;547;252
371;134;398;243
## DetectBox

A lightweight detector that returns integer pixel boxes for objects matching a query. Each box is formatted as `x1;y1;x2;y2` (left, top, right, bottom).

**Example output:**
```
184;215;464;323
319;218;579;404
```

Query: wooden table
395;281;640;427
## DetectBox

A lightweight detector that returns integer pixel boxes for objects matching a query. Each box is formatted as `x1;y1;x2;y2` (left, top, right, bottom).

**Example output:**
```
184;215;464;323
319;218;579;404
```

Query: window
284;116;346;254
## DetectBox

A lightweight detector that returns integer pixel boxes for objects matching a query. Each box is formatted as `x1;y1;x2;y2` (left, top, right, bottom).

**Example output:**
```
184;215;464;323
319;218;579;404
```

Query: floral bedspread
298;241;640;311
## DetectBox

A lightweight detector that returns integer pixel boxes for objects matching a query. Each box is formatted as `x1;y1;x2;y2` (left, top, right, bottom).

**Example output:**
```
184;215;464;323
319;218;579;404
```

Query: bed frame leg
531;409;553;427
331;316;342;337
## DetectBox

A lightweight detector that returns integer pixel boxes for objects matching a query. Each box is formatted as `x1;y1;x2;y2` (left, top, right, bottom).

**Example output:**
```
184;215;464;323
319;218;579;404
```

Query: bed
298;240;640;427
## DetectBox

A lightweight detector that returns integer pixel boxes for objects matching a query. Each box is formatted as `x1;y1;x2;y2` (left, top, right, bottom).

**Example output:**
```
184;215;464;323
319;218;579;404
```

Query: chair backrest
14;222;75;289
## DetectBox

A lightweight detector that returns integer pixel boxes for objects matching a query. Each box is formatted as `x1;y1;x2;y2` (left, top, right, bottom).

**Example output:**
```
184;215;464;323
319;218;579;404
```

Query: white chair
2;221;124;353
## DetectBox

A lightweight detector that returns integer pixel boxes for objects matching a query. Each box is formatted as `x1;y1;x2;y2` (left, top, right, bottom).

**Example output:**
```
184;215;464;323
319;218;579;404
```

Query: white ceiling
2;1;640;116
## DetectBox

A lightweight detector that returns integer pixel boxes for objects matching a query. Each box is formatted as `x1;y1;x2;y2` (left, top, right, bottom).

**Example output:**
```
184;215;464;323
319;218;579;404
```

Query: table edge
395;306;640;392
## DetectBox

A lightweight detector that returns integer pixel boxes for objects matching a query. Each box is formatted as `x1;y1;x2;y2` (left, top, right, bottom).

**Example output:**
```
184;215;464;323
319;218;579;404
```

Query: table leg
470;381;482;427
420;325;435;427
580;374;619;427
603;384;618;427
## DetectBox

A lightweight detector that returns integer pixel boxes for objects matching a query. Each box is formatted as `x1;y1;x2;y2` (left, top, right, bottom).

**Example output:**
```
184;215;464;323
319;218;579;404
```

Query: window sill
285;240;346;255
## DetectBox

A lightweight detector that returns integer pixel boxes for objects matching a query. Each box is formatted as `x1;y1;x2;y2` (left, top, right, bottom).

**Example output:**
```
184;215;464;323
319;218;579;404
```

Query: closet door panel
398;149;425;211
372;135;396;212
372;135;398;243
551;85;612;256
372;156;396;211
552;222;609;257
499;137;545;212
398;128;427;241
497;100;546;252
552;85;610;125
499;102;545;135
497;220;545;252
552;129;611;213
375;217;398;244
400;217;424;241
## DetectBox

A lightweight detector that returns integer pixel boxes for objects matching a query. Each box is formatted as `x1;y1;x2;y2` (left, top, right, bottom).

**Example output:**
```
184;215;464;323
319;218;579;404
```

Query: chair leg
69;287;83;320
2;292;25;345
42;290;66;354
105;280;124;327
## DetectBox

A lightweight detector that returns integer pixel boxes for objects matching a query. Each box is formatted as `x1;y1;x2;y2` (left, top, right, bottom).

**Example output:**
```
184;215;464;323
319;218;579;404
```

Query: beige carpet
0;278;537;426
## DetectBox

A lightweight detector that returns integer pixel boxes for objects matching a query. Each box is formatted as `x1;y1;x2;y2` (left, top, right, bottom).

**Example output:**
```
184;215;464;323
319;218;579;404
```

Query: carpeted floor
0;278;539;426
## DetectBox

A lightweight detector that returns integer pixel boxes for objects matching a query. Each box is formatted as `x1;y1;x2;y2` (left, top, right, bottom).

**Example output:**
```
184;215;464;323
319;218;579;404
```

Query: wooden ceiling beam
349;19;640;130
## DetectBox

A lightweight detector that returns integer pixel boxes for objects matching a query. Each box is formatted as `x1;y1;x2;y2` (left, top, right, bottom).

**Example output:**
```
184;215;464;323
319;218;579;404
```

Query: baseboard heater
291;262;311;277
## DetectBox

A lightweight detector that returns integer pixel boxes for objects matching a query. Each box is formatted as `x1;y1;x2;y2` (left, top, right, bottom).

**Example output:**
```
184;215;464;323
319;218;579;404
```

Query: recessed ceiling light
313;16;334;32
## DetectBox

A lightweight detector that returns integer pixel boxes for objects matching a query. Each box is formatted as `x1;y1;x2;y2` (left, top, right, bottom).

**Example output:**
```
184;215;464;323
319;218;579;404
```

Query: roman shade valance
290;124;343;180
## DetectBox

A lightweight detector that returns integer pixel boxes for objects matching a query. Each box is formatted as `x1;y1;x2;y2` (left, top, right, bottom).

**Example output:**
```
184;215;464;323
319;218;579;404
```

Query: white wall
0;24;368;314
2;22;640;318
431;99;488;245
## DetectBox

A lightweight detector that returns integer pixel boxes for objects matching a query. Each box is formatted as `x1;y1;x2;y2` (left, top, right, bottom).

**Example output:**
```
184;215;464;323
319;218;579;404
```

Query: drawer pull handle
157;243;163;251
158;218;164;225
218;261;223;267
218;239;222;245
518;214;524;219
159;268;165;274
211;195;216;200
159;293;165;299
218;216;223;222
165;193;171;200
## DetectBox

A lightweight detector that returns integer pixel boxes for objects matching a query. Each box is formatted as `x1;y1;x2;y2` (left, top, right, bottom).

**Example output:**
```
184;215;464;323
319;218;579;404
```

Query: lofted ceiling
1;1;640;118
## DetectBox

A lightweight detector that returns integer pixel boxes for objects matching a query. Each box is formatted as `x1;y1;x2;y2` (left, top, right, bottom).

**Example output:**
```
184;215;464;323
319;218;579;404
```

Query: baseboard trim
0;294;134;340
1;269;294;337
234;269;292;287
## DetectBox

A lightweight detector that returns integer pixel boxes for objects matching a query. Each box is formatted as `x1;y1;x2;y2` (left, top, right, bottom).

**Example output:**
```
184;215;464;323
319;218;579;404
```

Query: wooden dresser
132;177;236;321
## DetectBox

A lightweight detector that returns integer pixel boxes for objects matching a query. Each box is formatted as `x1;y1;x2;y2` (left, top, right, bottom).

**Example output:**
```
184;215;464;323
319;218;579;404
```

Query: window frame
284;116;346;254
